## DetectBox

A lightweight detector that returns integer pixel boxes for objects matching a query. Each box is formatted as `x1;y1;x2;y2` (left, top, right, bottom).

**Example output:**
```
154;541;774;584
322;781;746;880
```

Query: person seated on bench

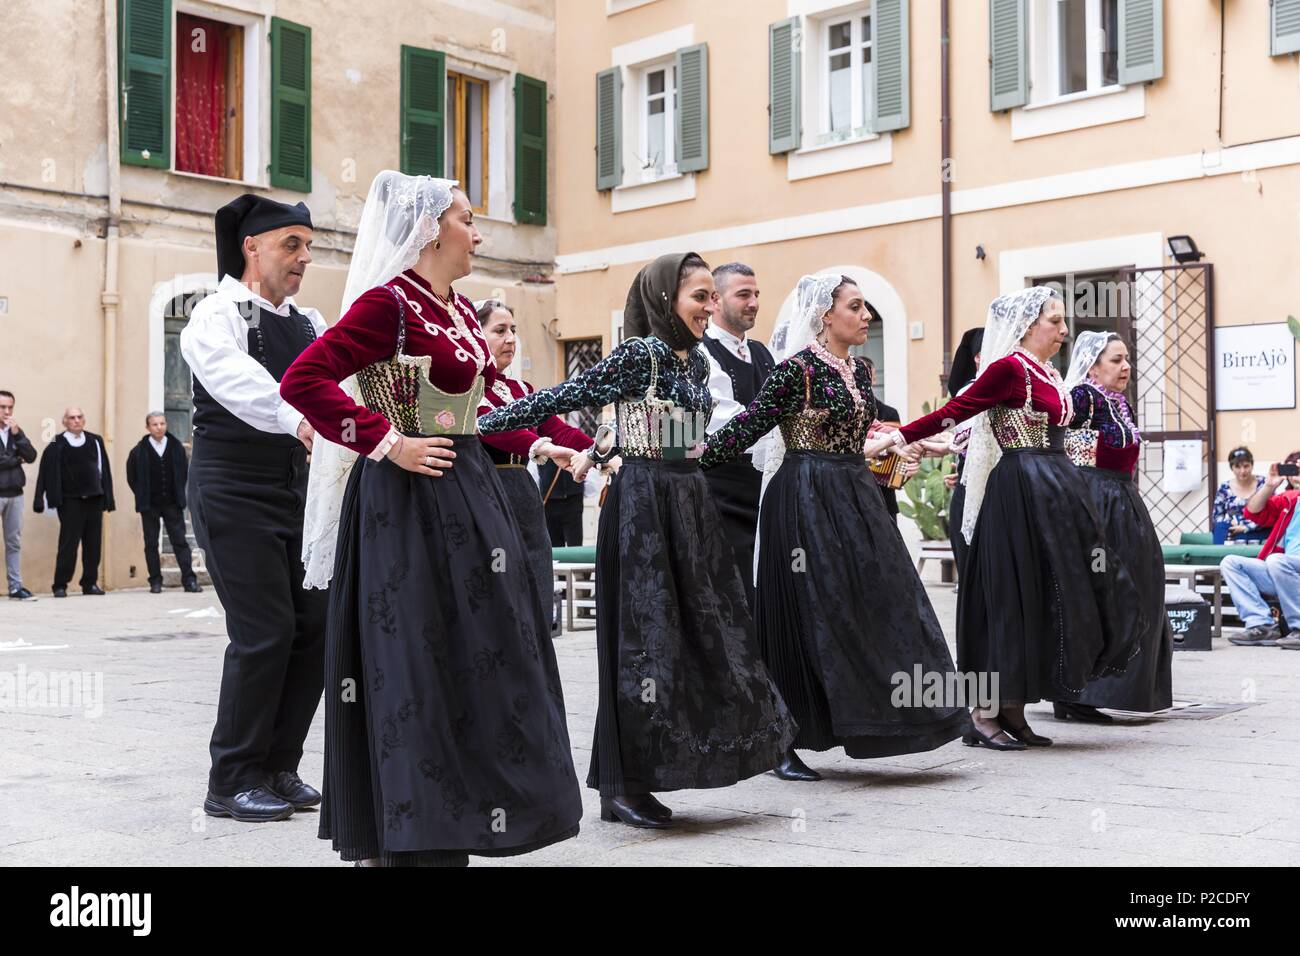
1224;452;1300;647
1214;446;1270;542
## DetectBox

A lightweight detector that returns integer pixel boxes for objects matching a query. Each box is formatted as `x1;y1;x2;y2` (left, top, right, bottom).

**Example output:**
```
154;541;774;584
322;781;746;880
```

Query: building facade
1;0;558;589
554;0;1300;539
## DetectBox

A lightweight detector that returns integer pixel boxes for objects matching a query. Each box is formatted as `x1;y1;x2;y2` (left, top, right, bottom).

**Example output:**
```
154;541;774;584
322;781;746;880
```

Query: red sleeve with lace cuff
898;356;1024;444
280;287;401;458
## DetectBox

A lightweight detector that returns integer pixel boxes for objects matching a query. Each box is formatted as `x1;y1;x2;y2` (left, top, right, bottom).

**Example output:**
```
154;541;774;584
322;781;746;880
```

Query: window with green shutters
1117;0;1162;85
595;66;622;190
119;0;172;168
1272;0;1300;56
270;18;311;192
401;46;446;177
514;73;547;225
871;0;910;133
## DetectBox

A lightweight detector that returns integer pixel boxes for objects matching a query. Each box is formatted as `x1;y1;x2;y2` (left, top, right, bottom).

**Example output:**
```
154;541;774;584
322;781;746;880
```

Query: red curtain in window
176;14;228;177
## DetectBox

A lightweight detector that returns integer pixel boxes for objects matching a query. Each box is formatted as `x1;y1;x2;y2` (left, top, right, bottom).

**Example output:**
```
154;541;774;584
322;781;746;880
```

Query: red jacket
1245;488;1300;559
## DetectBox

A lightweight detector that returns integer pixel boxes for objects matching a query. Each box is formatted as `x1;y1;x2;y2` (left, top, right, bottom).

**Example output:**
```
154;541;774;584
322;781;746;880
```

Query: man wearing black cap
181;194;328;823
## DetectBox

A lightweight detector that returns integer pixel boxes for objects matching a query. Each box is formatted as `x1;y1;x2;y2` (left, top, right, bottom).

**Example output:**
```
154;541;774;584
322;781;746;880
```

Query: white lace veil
1065;330;1116;387
957;285;1060;544
300;170;458;589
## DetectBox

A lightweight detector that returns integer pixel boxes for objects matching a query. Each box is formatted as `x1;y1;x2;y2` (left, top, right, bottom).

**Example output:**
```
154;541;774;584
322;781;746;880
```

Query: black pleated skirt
589;457;795;796
1072;468;1173;711
494;464;554;622
958;445;1144;705
704;455;763;608
756;451;969;757
318;435;582;865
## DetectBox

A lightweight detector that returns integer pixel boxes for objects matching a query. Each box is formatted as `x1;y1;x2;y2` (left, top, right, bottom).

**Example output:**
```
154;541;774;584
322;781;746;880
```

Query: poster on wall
1214;323;1297;411
1162;439;1204;494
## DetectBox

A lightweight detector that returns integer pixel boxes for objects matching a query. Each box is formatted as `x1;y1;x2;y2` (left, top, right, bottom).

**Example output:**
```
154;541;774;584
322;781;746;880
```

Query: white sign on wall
1162;439;1203;494
1214;323;1296;411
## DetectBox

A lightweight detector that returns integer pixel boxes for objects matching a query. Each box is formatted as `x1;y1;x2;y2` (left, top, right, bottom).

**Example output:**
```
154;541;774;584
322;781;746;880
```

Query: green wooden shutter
595;67;622;190
1118;0;1163;84
769;17;801;154
1271;0;1300;56
988;0;1027;112
675;43;709;174
401;46;445;177
871;0;910;132
118;0;171;168
514;73;547;225
270;18;312;192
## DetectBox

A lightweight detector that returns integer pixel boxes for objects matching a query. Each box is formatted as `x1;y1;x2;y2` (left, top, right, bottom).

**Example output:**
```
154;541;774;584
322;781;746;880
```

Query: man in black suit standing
126;412;202;594
702;263;777;610
33;407;115;596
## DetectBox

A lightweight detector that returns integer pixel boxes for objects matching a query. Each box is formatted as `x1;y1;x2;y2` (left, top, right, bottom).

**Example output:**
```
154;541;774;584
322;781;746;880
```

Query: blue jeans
1221;553;1300;630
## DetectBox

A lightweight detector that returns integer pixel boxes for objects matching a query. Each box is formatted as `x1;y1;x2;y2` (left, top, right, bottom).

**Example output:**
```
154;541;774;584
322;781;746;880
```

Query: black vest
147;444;175;506
192;301;317;446
61;438;103;497
702;334;775;410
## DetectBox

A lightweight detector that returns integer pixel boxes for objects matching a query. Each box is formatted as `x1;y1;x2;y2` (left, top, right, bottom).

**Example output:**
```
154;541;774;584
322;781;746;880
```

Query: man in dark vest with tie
125;411;202;594
702;262;776;610
181;195;328;823
33;407;115;596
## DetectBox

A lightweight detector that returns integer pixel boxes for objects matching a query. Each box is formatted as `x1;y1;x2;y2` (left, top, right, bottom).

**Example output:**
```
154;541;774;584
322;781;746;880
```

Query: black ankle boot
600;795;673;828
642;793;673;820
772;748;821;781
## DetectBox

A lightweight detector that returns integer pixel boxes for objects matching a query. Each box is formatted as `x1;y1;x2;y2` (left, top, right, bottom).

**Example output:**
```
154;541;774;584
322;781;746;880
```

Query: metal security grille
1119;264;1216;543
164;290;211;444
563;337;604;436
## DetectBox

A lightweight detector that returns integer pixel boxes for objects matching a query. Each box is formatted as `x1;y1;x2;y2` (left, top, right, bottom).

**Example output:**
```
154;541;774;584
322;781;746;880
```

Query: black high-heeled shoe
1053;702;1113;724
962;723;1028;751
642;793;673;821
996;714;1053;747
600;795;673;829
772;748;822;781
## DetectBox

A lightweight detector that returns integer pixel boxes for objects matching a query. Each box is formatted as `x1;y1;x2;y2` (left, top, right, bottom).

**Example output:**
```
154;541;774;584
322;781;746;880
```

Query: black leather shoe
82;585;105;596
183;581;204;593
997;714;1053;746
772;748;822;781
8;588;35;600
1053;702;1113;723
642;793;673;820
52;588;67;598
203;787;294;822
600;795;672;828
263;770;321;809
962;724;1028;751
149;582;163;594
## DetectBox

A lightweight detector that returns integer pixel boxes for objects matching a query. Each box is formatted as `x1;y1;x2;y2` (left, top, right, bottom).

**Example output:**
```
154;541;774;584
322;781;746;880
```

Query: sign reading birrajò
1214;322;1296;411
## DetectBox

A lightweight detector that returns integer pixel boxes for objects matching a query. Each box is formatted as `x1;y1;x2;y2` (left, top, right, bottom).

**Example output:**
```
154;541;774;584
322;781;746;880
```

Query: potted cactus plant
895;400;957;541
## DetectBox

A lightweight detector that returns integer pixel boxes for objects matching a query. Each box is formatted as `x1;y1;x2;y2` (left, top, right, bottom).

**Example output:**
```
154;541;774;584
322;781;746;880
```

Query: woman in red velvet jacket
279;172;582;867
865;288;1142;752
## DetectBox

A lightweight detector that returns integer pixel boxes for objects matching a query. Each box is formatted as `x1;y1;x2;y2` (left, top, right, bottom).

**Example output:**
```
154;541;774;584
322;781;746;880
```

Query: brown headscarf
622;252;707;352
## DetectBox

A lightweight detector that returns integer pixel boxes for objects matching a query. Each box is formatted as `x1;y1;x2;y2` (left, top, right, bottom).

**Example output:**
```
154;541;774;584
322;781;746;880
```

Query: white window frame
444;56;509;223
1028;0;1121;107
638;60;677;181
170;1;265;187
819;10;872;144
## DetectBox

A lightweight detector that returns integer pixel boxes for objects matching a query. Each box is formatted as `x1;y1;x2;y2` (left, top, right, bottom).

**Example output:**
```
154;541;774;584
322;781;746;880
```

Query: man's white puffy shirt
180;275;328;436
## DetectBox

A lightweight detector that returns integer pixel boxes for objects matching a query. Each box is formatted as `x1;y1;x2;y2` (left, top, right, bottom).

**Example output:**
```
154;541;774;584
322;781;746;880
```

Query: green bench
1161;532;1258;567
552;546;597;632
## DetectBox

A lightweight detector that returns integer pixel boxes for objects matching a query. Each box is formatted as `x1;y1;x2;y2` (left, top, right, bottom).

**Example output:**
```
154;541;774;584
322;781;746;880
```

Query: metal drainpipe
102;0;122;587
940;0;953;392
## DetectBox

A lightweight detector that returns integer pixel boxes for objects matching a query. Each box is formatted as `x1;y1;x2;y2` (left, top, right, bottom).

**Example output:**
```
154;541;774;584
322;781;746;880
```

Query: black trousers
141;503;196;586
703;456;762;611
54;496;104;591
545;494;585;547
188;438;327;796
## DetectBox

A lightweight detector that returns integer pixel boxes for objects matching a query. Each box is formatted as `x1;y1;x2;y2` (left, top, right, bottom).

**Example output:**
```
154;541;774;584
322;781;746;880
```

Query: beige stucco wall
552;0;1300;489
1;0;560;591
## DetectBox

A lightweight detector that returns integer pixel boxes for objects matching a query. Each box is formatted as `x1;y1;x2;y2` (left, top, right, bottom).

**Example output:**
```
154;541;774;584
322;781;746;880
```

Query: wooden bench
915;540;957;584
553;562;597;632
1163;564;1224;640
